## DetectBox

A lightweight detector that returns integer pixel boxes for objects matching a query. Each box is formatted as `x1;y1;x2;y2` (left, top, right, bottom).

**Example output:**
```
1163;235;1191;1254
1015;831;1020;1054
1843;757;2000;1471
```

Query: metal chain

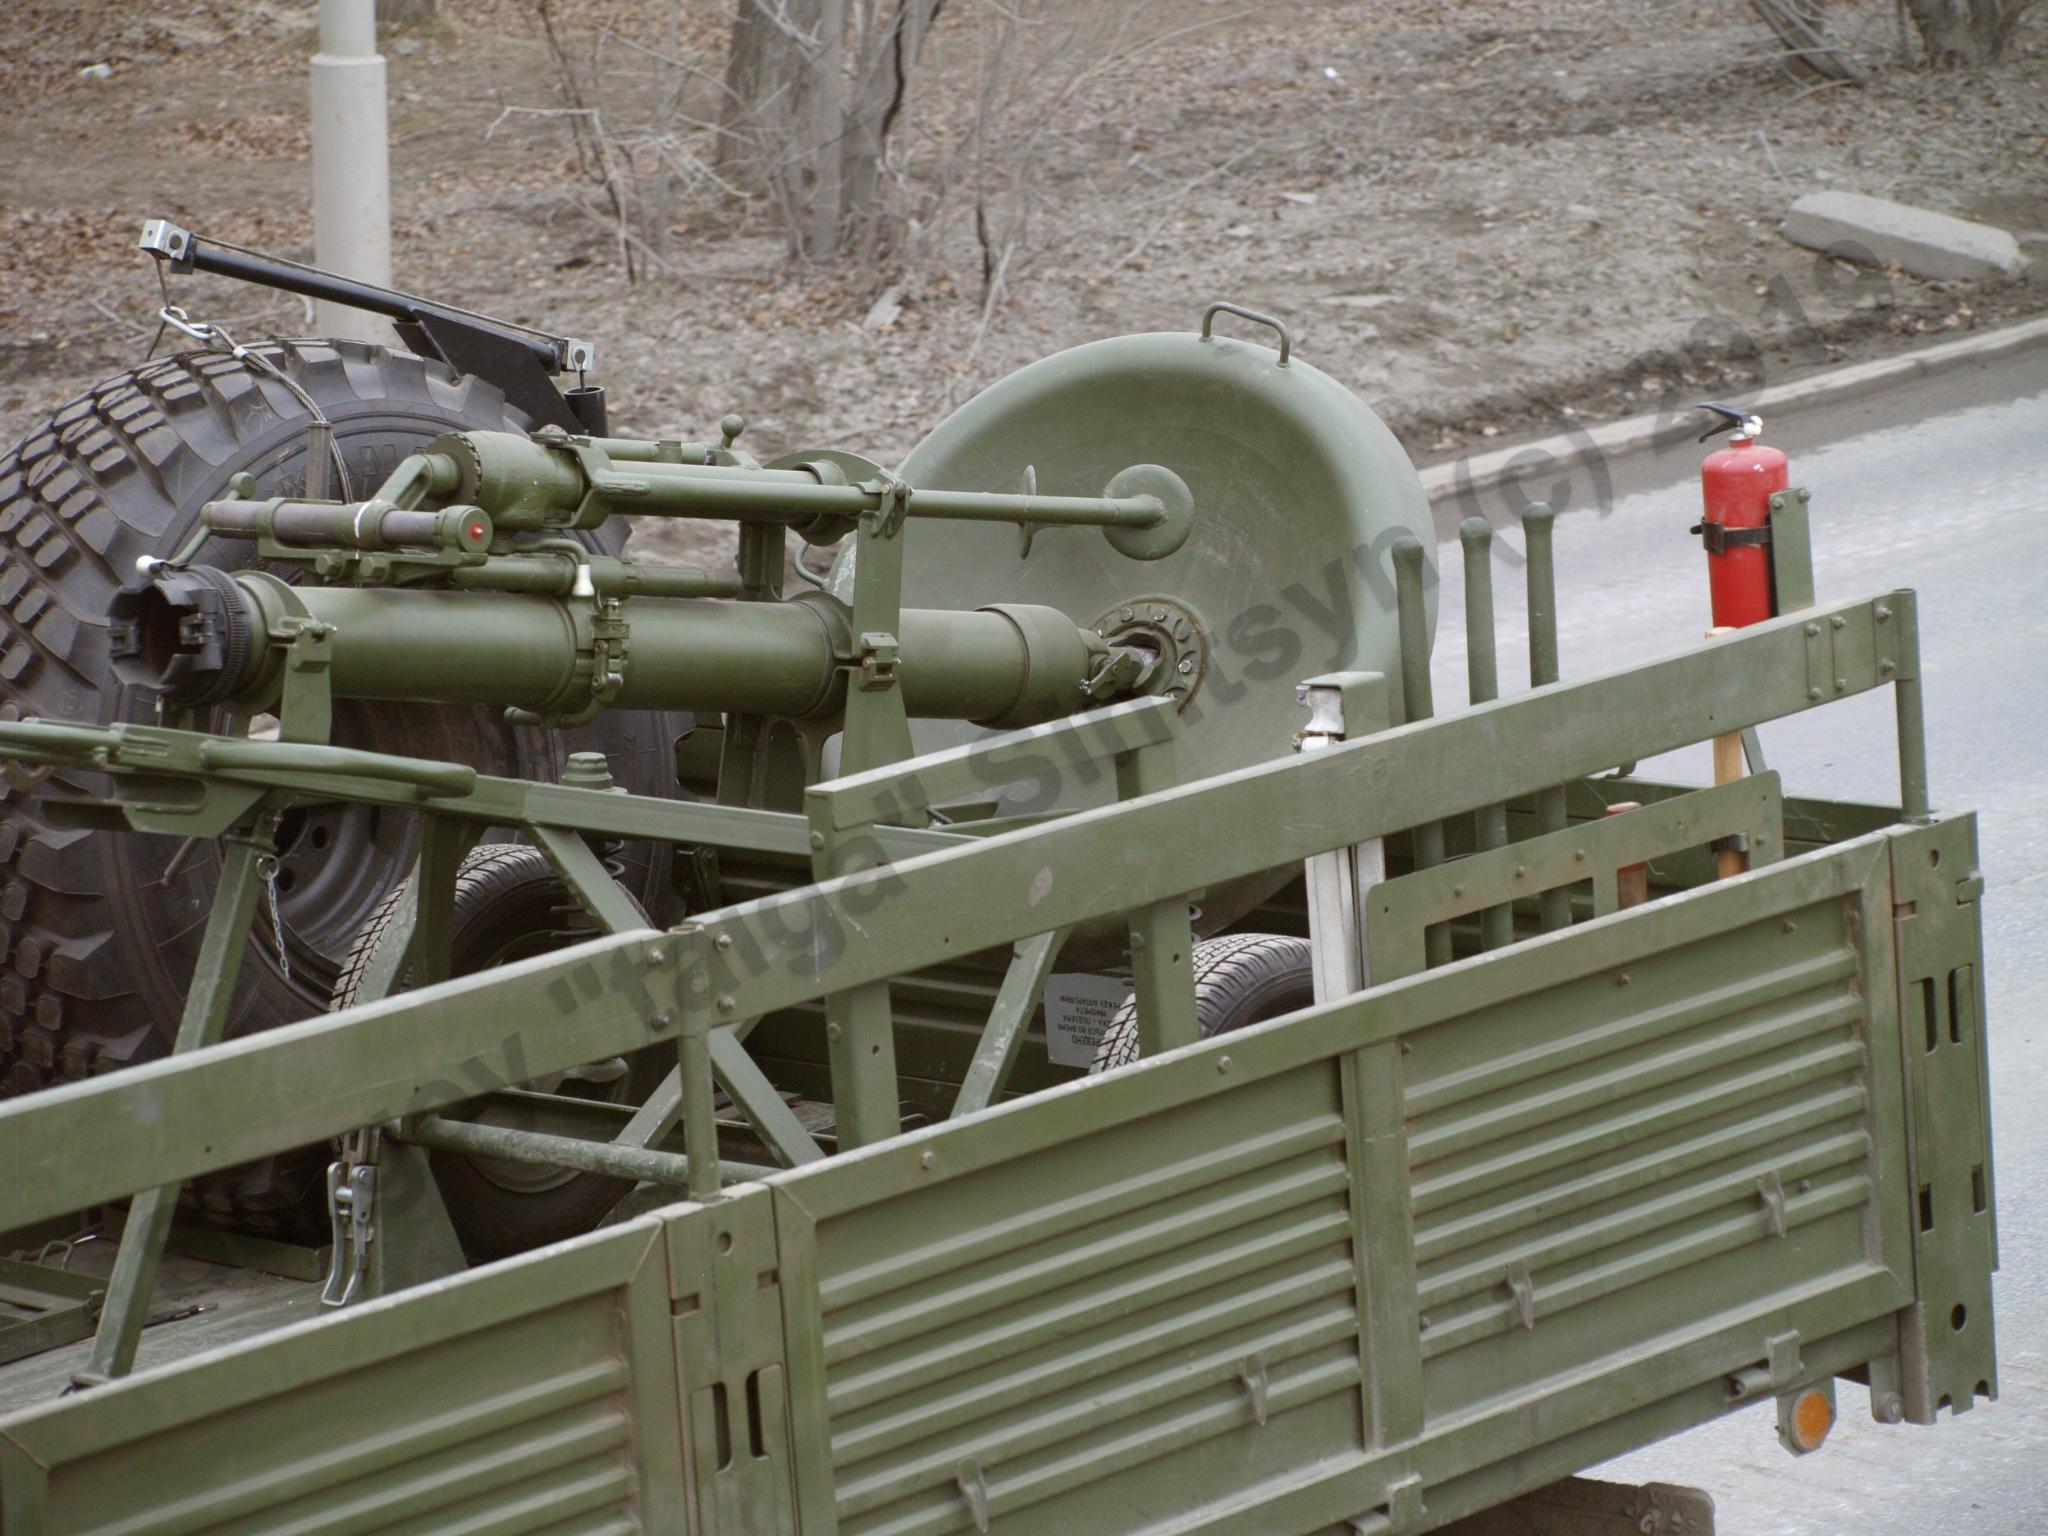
260;852;291;983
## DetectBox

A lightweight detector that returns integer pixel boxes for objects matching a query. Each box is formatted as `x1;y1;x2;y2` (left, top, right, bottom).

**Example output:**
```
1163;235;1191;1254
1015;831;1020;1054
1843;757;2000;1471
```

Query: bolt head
715;993;737;1014
714;932;735;952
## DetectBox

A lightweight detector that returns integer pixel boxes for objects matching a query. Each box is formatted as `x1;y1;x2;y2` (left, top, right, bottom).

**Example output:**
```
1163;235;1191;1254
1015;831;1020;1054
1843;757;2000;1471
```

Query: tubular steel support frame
0;581;1993;1536
72;817;276;1387
0;588;1938;1239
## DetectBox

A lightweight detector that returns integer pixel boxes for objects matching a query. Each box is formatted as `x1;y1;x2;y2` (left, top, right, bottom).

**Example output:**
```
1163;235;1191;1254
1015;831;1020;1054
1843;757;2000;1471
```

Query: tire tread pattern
1089;932;1316;1074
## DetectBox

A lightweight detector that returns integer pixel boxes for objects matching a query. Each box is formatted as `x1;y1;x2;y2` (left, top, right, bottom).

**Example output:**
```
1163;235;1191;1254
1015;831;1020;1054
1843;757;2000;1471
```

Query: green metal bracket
405;815;481;987
839;485;916;779
275;620;336;744
809;817;904;1153
667;1189;800;1534
1768;486;1816;615
1881;814;1997;1424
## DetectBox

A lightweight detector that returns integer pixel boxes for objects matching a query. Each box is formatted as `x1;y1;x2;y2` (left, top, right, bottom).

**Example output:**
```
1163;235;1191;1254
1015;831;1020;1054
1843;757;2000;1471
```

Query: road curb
1419;314;2048;507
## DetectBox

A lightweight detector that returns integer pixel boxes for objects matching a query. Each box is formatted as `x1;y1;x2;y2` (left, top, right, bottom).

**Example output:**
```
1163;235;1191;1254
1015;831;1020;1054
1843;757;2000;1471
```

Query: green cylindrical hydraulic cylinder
208;576;1101;727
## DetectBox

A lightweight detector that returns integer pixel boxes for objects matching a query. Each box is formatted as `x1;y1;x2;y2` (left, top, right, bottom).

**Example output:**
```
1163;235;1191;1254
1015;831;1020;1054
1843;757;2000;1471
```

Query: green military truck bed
0;587;1998;1536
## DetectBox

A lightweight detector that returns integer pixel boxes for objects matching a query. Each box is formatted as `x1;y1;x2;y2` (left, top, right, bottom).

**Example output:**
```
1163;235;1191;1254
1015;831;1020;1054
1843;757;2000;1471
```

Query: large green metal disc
858;329;1437;922
893;331;1437;757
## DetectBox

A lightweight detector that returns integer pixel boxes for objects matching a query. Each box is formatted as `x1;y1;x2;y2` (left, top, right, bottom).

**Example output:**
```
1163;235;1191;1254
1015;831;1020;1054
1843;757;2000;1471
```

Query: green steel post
1393;537;1452;968
1889;591;1931;822
1119;737;1198;1056
815;825;903;1152
1460;518;1512;952
76;819;274;1384
1523;503;1572;932
824;981;901;1150
680;1015;722;1204
814;490;918;1147
406;814;475;986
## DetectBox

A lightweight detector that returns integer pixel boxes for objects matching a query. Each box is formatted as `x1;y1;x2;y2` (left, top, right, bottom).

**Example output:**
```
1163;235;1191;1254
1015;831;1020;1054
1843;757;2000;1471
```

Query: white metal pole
310;0;394;342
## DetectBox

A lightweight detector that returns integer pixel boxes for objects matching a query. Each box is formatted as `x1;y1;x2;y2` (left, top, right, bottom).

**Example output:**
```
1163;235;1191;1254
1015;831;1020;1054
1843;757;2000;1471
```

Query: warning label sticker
1041;972;1134;1068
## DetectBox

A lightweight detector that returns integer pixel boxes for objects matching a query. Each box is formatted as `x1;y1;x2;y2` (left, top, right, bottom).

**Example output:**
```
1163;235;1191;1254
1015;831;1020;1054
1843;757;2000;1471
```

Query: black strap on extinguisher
1689;521;1773;555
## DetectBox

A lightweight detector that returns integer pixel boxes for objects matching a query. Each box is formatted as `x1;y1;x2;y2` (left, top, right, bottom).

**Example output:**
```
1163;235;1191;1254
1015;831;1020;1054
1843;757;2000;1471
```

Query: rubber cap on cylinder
108;566;259;707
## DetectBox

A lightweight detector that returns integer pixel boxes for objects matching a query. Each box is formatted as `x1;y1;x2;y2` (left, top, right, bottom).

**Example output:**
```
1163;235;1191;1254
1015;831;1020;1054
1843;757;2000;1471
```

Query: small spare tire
1089;933;1316;1074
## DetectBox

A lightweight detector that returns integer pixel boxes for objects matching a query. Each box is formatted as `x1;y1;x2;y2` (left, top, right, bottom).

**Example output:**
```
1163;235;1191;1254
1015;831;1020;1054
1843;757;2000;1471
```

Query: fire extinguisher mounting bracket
1690;521;1774;555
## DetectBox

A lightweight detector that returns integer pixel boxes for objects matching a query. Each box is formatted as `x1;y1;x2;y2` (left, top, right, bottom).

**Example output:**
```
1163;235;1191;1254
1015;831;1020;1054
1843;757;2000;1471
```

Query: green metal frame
0;590;1935;1224
0;807;1990;1534
0;568;1996;1533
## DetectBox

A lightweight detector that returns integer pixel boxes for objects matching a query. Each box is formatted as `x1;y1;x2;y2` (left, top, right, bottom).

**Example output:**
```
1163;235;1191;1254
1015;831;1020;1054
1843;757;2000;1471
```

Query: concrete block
1784;191;2027;281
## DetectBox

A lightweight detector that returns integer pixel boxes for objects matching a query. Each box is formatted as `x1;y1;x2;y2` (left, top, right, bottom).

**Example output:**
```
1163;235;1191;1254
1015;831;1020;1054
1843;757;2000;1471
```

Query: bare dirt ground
1;0;2042;565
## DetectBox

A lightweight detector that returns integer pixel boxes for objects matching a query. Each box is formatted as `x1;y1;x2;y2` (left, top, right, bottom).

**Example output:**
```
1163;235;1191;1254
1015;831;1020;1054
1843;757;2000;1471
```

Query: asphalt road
1427;354;2048;1534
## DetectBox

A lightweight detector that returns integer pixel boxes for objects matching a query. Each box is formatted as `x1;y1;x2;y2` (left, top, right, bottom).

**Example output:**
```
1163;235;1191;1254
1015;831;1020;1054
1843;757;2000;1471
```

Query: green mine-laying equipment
0;234;1998;1536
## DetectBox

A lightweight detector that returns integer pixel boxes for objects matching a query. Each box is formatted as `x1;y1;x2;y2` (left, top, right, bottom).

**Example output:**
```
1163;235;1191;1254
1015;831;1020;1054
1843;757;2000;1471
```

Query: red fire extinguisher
1692;402;1787;629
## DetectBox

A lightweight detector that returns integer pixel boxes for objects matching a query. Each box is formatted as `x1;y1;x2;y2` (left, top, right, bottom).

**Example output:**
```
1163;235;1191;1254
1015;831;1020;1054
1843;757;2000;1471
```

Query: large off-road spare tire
0;340;685;1120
